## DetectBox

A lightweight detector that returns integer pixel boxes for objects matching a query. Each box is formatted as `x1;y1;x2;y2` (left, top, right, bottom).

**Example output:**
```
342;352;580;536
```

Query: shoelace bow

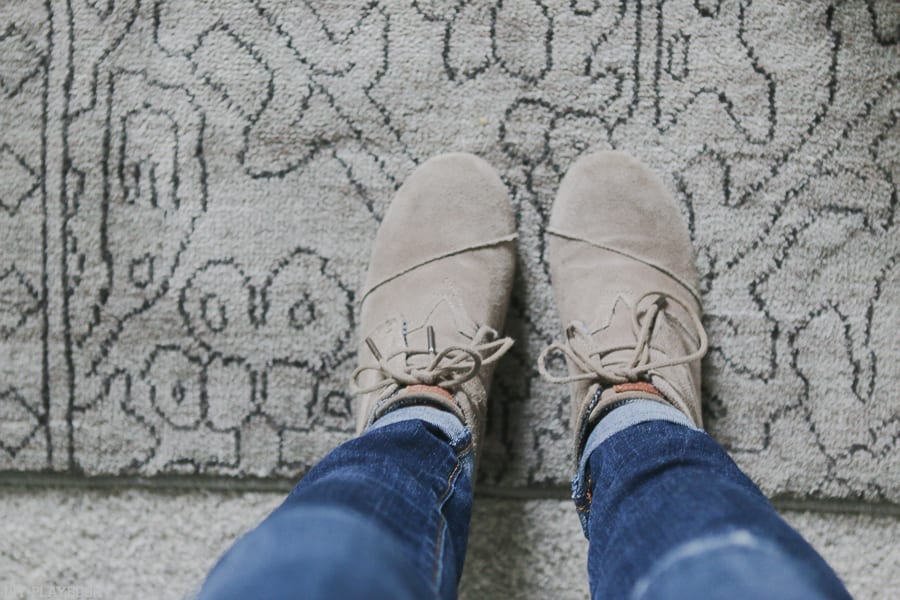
350;324;514;396
538;291;708;385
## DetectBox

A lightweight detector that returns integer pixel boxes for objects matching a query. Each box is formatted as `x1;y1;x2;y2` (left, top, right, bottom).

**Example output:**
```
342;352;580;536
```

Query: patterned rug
1;0;898;503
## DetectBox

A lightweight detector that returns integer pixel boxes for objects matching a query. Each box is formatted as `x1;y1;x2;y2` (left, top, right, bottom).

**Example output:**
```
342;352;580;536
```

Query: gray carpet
2;487;899;599
1;0;898;508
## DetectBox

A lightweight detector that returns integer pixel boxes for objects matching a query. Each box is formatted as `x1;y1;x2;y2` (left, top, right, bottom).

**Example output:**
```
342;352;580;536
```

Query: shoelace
350;324;514;397
538;290;708;385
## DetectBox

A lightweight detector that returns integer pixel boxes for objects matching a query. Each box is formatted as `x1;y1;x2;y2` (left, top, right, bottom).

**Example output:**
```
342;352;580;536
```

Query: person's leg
199;405;474;600
200;153;517;599
539;152;851;599
573;399;851;599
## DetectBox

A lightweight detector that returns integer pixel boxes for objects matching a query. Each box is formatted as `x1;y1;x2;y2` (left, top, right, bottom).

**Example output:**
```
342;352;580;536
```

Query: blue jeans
198;401;850;599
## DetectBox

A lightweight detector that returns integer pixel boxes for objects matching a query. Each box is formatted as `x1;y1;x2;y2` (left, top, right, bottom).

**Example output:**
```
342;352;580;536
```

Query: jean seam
430;436;473;592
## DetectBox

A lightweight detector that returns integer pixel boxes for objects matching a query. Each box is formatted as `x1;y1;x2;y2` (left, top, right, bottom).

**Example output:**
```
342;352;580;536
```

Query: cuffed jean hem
572;399;701;537
368;404;475;483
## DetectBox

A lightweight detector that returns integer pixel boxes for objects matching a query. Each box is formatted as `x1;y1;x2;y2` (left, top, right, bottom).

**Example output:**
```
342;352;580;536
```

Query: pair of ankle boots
350;151;708;466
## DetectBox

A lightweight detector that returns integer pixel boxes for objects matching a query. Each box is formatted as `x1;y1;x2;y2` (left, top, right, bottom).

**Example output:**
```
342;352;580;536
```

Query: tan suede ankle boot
351;153;517;453
538;151;708;462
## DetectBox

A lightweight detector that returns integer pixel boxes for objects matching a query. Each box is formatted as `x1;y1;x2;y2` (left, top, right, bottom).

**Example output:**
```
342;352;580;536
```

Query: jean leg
198;407;474;600
577;399;851;600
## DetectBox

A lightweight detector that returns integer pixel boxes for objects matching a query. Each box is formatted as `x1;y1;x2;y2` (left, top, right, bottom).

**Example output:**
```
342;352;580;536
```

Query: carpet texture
1;0;898;502
2;488;898;599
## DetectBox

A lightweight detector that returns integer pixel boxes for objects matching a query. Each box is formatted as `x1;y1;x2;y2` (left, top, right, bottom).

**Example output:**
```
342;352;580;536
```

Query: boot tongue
414;292;475;339
398;384;456;404
587;306;702;427
383;297;475;373
583;297;687;423
391;385;464;418
587;296;640;376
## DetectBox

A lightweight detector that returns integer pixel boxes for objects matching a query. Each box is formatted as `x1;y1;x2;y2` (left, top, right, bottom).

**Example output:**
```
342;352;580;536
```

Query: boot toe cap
549;150;700;297
363;153;516;300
